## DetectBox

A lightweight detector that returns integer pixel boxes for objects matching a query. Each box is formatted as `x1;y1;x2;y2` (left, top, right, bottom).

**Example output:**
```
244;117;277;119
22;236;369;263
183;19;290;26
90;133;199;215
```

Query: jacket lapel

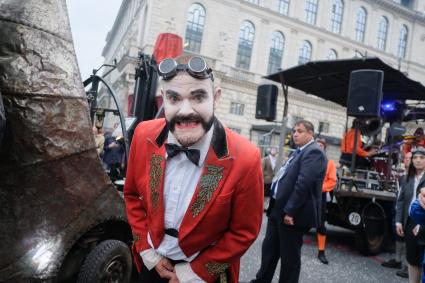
146;124;168;247
179;119;233;241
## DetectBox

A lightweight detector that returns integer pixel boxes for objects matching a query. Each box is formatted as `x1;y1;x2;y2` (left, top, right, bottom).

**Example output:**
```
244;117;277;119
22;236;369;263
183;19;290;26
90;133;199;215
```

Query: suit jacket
123;118;264;283
396;174;425;226
270;141;327;228
262;155;275;184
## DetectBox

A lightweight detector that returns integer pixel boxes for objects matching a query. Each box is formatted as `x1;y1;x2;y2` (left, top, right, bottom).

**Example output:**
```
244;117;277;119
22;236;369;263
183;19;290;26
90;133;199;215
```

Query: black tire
354;229;368;255
355;225;386;256
77;240;132;283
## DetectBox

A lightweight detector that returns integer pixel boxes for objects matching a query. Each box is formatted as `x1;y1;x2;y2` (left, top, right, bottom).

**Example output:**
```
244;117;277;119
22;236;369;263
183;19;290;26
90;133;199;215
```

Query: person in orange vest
316;138;337;264
340;119;377;168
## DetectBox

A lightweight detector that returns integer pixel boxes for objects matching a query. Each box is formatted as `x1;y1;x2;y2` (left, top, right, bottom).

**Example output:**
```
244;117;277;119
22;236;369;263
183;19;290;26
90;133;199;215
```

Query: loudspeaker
256;84;277;121
347;70;384;117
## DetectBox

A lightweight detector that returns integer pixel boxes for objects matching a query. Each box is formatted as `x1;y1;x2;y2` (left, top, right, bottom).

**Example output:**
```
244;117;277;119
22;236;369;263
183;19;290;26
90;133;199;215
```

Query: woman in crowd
396;147;425;283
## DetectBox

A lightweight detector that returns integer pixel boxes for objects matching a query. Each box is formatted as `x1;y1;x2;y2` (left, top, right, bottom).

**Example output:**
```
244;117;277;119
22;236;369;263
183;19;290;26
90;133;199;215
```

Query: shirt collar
298;138;314;152
166;125;214;167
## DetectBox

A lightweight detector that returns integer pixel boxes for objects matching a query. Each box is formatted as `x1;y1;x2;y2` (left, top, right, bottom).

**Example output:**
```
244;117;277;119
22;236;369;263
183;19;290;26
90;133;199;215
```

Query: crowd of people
118;54;425;283
92;125;126;181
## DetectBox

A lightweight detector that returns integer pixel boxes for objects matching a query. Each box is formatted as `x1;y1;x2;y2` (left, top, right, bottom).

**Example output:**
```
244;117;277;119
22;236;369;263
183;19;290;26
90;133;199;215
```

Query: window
397;25;408;59
327;49;337;60
230;102;245;115
278;0;290;15
330;0;344;34
236;21;255;70
184;3;206;53
229;127;242;134
319;121;330;133
355;7;367;42
267;32;285;74
298;40;312;65
377;16;388;51
305;0;318;25
245;0;259;4
260;134;272;146
393;0;413;8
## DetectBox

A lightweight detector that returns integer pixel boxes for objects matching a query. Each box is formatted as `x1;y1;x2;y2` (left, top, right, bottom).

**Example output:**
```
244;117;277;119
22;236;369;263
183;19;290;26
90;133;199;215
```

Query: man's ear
213;87;221;109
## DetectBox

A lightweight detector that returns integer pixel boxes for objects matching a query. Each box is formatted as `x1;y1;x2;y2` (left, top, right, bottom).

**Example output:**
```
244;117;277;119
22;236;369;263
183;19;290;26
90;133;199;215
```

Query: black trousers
252;217;308;283
405;217;424;266
317;192;327;235
139;262;169;283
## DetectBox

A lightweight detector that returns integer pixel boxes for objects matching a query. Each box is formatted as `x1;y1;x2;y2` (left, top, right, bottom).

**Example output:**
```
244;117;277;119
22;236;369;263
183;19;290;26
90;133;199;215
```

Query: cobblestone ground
239;212;409;283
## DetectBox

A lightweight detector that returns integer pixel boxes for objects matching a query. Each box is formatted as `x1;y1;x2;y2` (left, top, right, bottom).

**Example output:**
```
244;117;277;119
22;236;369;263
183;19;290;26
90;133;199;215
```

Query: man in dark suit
250;120;327;283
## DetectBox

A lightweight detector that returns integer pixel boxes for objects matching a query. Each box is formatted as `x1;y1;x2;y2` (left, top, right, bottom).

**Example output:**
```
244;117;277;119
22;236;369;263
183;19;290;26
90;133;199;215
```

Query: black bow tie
165;143;201;166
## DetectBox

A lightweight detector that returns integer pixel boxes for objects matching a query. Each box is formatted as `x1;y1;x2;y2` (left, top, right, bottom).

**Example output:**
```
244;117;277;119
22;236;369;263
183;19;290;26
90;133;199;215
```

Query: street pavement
239;211;409;283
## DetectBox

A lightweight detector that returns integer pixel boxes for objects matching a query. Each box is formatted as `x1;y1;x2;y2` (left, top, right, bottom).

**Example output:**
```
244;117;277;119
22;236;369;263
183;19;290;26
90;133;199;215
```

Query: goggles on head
158;56;214;81
412;146;425;156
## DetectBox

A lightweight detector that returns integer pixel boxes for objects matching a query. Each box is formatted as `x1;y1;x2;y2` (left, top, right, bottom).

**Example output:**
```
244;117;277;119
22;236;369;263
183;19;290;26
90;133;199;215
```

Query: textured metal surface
0;0;127;281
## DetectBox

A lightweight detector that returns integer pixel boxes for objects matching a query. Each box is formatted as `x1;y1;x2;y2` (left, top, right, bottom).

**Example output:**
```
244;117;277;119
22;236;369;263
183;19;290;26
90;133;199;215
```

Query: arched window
327;49;337;60
330;0;344;34
267;31;285;74
278;0;290;15
355;7;367;42
298;40;312;64
305;0;318;25
377;16;388;51
236;21;255;70
184;3;206;53
397;25;408;59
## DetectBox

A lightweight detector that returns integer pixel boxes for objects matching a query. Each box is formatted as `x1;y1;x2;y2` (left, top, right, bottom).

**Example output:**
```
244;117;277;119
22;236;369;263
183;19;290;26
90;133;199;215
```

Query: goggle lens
158;56;213;81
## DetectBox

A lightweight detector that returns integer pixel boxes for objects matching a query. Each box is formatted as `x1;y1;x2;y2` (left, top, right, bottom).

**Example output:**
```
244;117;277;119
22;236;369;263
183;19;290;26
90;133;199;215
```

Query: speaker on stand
255;84;278;121
346;70;384;173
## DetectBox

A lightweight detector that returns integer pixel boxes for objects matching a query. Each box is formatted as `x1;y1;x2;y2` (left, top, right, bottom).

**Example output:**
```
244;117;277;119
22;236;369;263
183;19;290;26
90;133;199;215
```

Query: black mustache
173;114;203;123
167;114;214;132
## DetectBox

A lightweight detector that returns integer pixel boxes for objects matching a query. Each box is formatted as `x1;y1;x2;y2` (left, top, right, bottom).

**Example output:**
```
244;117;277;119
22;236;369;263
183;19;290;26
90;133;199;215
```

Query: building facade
100;0;425;160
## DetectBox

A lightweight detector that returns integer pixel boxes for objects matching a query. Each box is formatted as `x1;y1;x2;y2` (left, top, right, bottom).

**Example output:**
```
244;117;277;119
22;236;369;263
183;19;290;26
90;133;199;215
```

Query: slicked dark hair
294;119;314;133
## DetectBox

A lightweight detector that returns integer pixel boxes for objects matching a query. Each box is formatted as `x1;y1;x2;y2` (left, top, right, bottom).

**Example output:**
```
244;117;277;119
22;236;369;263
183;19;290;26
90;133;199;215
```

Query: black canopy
265;57;425;107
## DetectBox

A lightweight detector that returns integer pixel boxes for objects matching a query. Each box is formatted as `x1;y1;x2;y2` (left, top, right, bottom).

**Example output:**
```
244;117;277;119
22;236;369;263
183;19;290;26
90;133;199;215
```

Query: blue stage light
381;101;396;111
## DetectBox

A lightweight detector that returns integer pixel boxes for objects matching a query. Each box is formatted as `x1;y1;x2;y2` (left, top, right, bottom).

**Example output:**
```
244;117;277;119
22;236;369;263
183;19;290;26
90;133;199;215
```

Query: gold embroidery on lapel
190;165;224;217
149;154;164;208
205;262;229;276
219;273;228;283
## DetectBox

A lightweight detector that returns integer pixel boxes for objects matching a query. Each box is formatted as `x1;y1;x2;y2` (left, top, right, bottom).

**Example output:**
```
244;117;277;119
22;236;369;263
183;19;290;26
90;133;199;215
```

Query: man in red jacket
124;55;263;283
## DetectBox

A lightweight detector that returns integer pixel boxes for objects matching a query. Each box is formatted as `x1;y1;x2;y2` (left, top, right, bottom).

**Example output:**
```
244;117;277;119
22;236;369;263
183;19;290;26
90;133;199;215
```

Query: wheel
77;240;132;283
355;203;387;255
354;229;368;255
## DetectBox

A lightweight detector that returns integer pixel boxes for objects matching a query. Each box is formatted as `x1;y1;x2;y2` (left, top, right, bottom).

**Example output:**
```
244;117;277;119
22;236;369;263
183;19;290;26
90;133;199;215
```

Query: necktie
165;143;201;166
270;148;301;197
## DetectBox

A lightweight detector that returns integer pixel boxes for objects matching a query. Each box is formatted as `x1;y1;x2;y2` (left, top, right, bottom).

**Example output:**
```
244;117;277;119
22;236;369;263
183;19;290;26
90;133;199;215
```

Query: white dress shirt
411;172;424;208
271;139;314;198
140;126;214;283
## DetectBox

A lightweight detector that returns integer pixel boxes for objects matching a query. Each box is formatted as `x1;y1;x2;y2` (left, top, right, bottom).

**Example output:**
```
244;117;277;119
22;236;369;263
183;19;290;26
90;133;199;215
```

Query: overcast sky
67;1;122;80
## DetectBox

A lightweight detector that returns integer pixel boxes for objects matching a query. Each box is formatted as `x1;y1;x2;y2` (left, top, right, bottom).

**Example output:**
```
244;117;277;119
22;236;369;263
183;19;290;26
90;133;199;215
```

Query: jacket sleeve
395;177;406;224
284;148;326;217
123;125;151;253
190;149;264;283
322;160;337;192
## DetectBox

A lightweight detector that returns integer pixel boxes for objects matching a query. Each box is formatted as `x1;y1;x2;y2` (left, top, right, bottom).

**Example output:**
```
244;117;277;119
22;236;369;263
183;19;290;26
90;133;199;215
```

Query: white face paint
161;73;221;147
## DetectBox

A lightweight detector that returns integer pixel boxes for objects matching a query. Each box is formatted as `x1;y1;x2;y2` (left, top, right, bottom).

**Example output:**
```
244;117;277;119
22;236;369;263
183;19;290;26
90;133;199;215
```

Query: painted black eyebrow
165;90;181;96
190;89;208;96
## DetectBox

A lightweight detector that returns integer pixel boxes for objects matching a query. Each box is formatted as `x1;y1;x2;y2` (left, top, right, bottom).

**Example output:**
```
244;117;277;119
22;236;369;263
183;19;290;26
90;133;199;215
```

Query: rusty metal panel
0;0;128;281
